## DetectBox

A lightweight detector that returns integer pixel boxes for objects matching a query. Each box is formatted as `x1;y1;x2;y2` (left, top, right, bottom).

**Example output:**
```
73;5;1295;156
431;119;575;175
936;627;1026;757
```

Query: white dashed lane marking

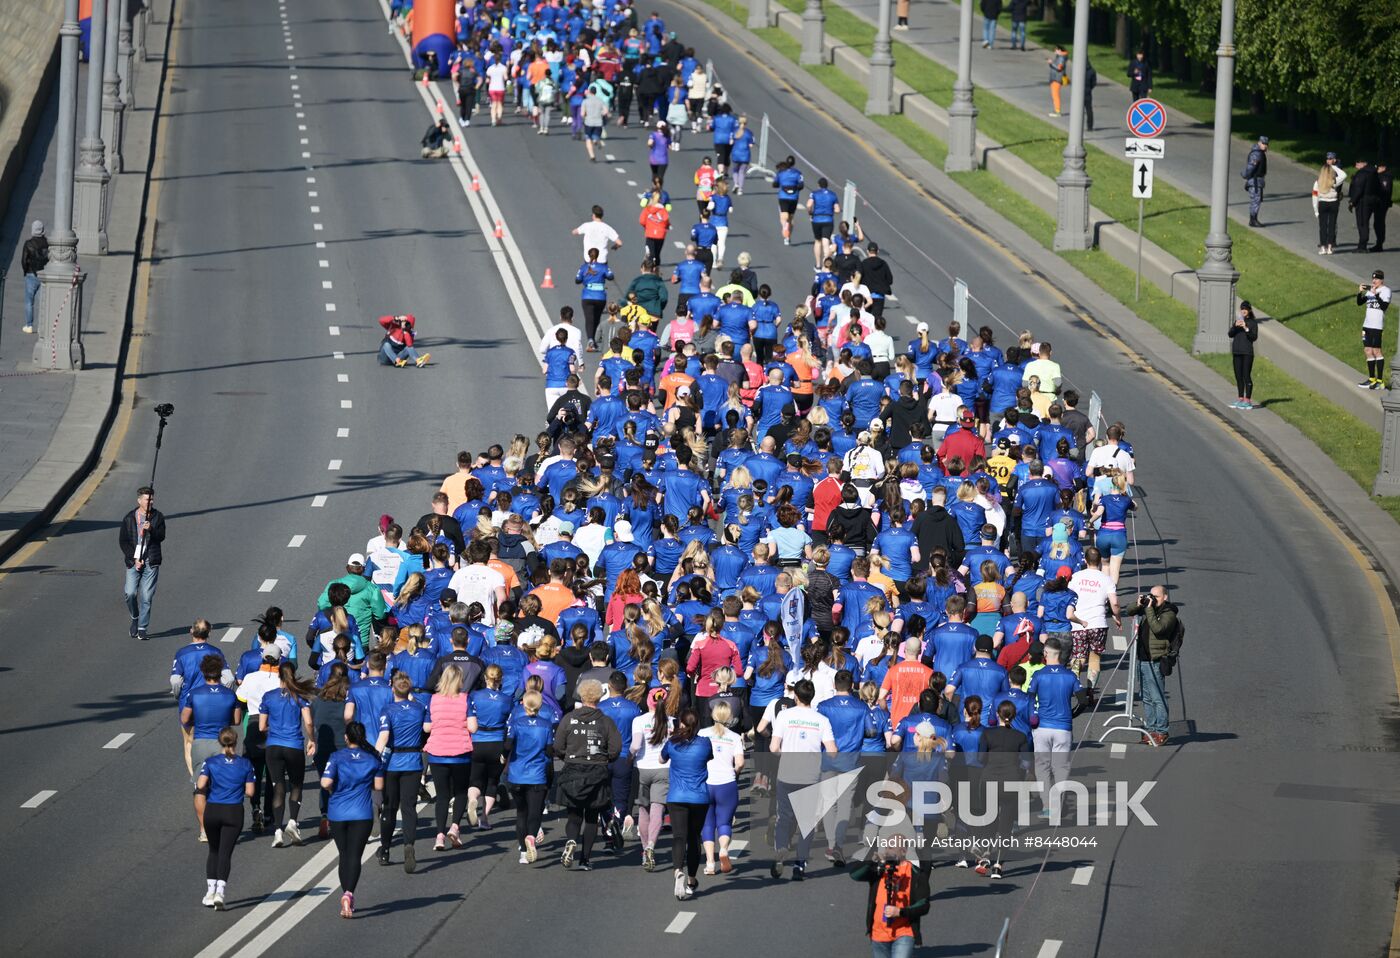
311;495;328;508
325;303;336;311
664;913;695;934
103;733;135;750
21;791;56;809
287;535;306;548
1111;634;1128;651
323;281;333;289
1072;865;1093;885
332;350;344;359
1038;941;1063;958
1110;743;1127;759
221;627;244;644
328;460;342;471
340;399;352;409
336;373;348;383
336;428;349;438
258;579;278;593
319;260;330;268
328;325;340;335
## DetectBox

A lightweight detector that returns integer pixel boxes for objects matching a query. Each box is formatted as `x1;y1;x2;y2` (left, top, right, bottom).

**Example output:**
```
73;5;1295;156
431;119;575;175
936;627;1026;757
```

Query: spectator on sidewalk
1047;46;1068;117
1241;136;1269;227
1312;152;1346;256
1372;160;1392;252
895;0;910;29
1349;157;1380;252
1008;0;1028;50
1083;59;1097;131
1127;50;1151;100
21;220;47;335
1228;302;1259;410
980;0;1001;48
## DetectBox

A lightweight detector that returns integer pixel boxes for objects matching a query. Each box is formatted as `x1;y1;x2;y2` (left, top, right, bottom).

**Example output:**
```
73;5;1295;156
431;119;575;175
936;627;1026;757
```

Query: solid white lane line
328;460;342;471
1038;941;1063;958
258;579;277;593
340;400;352;409
336;373;348;383
21;791;56;809
1072;865;1093;886
287;535;306;548
103;733;135;750
327;325;340;335
192;848;343;958
311;495;328;508
336;428;349;438
221;627;244;645
664;913;695;935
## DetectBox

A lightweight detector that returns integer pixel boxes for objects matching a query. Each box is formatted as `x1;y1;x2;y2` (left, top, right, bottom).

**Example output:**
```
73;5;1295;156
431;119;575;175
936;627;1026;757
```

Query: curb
0;0;175;565
671;0;1400;598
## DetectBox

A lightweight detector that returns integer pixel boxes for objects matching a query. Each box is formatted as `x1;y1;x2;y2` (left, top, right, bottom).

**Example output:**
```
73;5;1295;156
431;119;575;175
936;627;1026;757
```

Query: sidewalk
0;3;171;559
834;0;1400;284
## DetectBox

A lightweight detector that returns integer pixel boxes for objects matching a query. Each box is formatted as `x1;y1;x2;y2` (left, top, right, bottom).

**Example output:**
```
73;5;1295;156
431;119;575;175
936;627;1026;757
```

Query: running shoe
704;864;717;876
519;851;529;864
213;892;226;911
536;827;545;844
792;862;806;881
642;847;656;871
479;814;490;830
285;820;303;845
674;870;687;900
448;823;463;848
1229;399;1243;408
318;817;330;840
1359;378;1375;388
719;853;732;874
272;828;286;848
586;339;598;353
199;831;207;844
1239;400;1254;410
608;816;624;852
831;847;846;867
137;630;148;641
955;857;971;869
404;845;416;874
1369;380;1383;390
415;352;431;367
525;835;538;863
770;860;784;879
21;324;34;334
561;839;578;869
576;860;593;872
975;859;991;876
339;892;354;919
434;833;447;851
202;889;217;908
990;863;1004;879
394;357;408;367
466;801;479;827
129;618;139;639
377;847;391;866
252;809;265;834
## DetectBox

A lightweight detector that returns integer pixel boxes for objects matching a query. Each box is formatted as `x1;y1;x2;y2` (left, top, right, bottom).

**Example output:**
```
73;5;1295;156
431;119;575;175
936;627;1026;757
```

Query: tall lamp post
1193;0;1239;354
36;0;87;371
800;0;825;66
101;0;124;173
1053;0;1092;249
945;0;978;171
75;0;110;254
865;0;895;116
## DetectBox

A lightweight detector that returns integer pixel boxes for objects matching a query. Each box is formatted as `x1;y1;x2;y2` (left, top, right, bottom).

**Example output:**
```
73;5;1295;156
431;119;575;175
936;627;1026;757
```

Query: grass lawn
700;0;1400;526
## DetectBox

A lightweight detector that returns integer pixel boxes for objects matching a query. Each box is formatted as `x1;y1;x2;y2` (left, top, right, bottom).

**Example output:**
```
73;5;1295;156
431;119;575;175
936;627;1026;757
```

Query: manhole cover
38;569;102;577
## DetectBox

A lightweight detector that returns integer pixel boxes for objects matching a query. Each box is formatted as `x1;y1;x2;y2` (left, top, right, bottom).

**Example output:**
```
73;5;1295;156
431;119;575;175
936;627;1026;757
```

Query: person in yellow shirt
985;438;1017;495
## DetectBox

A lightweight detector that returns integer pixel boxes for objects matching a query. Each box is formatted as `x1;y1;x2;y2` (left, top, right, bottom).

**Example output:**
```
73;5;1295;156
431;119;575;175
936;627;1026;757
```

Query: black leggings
512;783;548;849
265;745;306;828
645;237;665;266
204;802;243;881
1318;199;1339;247
431;760;472;832
1233;353;1254;400
752;337;776;364
381;769;420;850
330;818;373;893
469;741;506;795
581;300;606;343
650;163;667;185
243;727;273;819
565;805;601;860
668;801;708;878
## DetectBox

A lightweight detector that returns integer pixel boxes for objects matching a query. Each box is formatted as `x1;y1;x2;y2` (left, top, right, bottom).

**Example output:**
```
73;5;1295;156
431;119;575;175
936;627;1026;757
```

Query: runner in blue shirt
806;177;841;269
575;250;614;347
194;727;255;909
1013;473;1059;558
506;690;556;863
871;506;919;590
772;155;805;246
1026;638;1079;816
374;673;427;870
661;710;714;898
690;211;719;272
259;664;315;847
320;722;384;918
671;249;706;310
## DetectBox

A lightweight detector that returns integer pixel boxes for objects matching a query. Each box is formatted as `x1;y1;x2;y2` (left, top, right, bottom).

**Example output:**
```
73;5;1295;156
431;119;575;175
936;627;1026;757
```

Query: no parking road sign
1126;98;1166;138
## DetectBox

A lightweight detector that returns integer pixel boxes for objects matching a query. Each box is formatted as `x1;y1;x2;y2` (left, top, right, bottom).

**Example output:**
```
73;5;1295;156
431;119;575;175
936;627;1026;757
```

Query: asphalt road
0;0;1395;955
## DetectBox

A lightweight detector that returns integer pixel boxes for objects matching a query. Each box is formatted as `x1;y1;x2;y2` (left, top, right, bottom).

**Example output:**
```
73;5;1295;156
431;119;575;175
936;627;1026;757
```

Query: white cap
347;553;366;567
914;720;936;738
916;321;929;333
614;519;634;542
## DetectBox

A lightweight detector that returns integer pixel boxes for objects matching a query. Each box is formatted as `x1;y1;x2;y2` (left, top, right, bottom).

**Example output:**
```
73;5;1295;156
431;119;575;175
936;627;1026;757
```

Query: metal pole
799;0;825;66
1134;199;1144;301
953;278;968;329
1052;0;1092;249
119;0;135;109
747;0;770;30
1193;0;1238;354
842;180;857;222
944;0;978;172
35;0;87;371
101;0;125;173
1376;372;1400;496
865;0;895;116
75;0;111;254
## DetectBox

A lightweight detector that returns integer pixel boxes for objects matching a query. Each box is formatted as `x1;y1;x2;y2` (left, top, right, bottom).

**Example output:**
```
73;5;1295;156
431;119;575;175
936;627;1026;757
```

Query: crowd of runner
175;0;1151;935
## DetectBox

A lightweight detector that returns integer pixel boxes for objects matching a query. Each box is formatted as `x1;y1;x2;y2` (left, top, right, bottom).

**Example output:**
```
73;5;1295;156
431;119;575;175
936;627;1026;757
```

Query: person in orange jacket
639;197;671;268
378;314;430;367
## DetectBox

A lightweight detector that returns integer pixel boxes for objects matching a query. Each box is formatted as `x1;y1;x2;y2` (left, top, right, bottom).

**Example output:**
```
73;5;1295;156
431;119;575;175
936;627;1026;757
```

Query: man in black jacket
910;486;965;570
119;486;166;640
881;380;929;450
860;242;894;319
417;492;467;557
1372;160;1393;252
21;220;47;334
420;118;451;159
1349;157;1380;252
553;679;622;870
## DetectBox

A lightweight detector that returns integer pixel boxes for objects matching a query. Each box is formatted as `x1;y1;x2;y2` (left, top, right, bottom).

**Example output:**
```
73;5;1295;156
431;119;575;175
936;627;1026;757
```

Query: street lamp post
865;0;895;116
75;0;110;254
1193;0;1239;354
1377;372;1400;497
1053;0;1092;249
119;0;135;108
36;0;87;371
800;0;825;66
101;0;124;173
945;0;978;171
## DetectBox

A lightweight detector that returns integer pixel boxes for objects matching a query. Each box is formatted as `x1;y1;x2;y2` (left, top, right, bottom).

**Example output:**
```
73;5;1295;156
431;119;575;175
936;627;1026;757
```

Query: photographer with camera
1123;584;1183;746
849;830;933;957
377;314;429;368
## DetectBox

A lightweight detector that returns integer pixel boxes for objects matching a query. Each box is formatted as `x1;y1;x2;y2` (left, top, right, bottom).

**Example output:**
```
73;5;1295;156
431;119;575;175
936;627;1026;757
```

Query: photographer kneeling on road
1123;585;1183;746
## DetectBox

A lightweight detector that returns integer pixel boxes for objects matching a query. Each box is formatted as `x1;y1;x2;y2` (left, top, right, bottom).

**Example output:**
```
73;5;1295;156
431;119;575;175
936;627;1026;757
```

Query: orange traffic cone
453;139;462;155
471;173;481;191
494;220;504;238
435;101;443;115
421;74;429;88
540;268;554;289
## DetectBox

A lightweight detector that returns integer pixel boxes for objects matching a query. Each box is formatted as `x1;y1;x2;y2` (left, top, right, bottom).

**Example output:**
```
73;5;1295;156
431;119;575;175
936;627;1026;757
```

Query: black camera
154;402;175;418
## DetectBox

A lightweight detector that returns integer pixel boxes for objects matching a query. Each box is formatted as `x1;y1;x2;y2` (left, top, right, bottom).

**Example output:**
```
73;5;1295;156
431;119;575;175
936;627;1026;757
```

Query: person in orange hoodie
639;197;670;267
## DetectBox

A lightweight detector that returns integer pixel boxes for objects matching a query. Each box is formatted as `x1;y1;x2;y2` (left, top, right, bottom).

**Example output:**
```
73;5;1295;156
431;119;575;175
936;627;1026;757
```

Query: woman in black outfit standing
1229;301;1259;411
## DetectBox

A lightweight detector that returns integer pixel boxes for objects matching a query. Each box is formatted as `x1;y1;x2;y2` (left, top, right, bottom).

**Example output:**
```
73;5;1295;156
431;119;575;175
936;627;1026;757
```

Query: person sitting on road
378;314;430;368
